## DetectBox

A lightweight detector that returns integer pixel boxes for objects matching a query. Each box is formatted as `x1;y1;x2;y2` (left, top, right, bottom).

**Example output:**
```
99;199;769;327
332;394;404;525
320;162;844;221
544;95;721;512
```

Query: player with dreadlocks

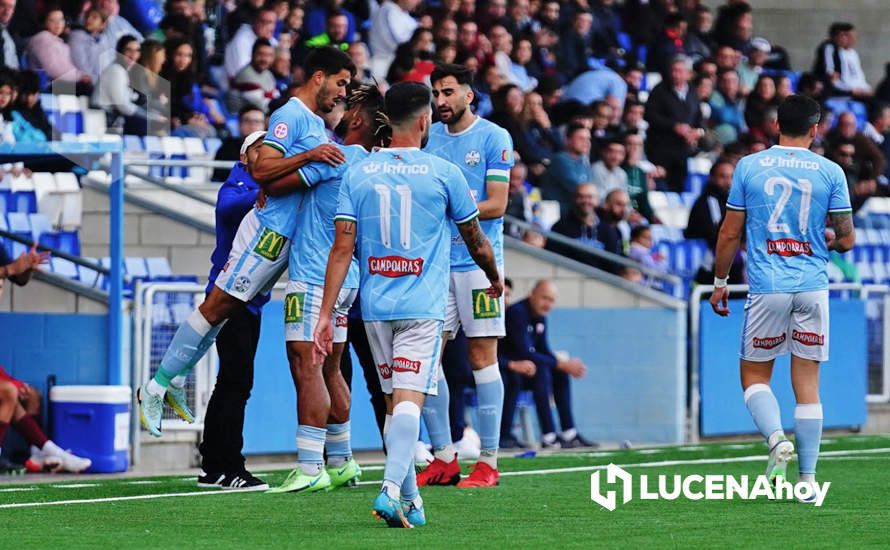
267;83;388;493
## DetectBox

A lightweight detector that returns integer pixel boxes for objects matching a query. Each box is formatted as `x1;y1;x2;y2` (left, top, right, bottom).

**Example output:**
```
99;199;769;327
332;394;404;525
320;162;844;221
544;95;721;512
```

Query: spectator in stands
713;0;752;52
864;102;890;186
94;0;143;45
0;70;46;143
596;188;630;271
875;63;890;104
558;11;594;79
487;83;524;144
505;161;533;238
92;35;151;135
0;365;92;473
797;71;824;102
622;132;660;224
386;27;435;84
517;91;560;179
589;100;622;160
69;8;110;85
368;0;420;80
228;38;278;112
435;38;458;66
456;20;480;63
347;42;374;85
305;0;357;44
744;74;777;133
620;98;648;140
271;46;292;92
508;38;538;93
0;0;18;70
715;45;741;73
539;123;593;213
827;111;886;182
224;0;266;39
162;37;225;132
813;22;871;99
212;105;266;182
561;65;628;114
535;0;559;33
224;8;278;79
628;225;668;277
709;69;745;144
14;71;52;140
737;37;770;96
685;159;745;284
774;73;793;100
831;139;876;213
591;139;628;197
129;39;170;130
546;183;602;266
499;279;592;449
685;5;715;63
649;13;687;77
305;10;351;51
505;0;533;39
644;55;704;192
27;7;89;89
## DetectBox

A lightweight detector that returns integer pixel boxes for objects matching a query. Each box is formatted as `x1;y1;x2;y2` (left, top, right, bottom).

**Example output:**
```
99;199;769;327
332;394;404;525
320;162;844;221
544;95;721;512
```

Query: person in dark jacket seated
546;183;600;266
212;106;267;181
499;279;593;449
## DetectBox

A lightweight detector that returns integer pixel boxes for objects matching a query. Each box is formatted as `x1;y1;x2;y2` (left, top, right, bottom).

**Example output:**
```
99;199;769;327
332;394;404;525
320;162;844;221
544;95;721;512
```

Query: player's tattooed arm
828;212;855;252
457;218;500;283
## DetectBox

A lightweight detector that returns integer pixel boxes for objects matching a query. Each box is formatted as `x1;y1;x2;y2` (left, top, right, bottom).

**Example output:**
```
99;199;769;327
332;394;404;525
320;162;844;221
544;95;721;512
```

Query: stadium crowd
0;0;887;460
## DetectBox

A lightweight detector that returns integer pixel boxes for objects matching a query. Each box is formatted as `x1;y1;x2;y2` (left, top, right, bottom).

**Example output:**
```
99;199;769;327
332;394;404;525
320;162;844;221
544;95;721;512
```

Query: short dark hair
829;22;854;38
430;63;473;87
18;70;40;95
504;277;514;289
115;34;138;55
630;225;651;242
384;81;432;127
252;38;273;56
868;101;890;123
777;94;822;137
565;122;588;138
303;46;356;78
238;105;264;119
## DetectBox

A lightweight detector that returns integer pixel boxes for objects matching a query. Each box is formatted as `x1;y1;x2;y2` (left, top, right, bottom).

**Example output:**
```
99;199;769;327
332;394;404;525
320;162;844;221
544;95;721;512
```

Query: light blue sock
326;421;352;464
795;404;823;475
297;424;327;475
401;467;419;503
175;321;225;379
383;401;421;501
743;383;784;443
422;365;452;451
473;364;504;453
154;309;213;387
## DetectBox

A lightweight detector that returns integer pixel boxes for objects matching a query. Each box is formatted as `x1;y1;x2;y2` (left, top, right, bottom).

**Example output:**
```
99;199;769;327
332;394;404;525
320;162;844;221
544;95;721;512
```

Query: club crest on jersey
767;239;812;257
472;288;501;319
377;363;392;379
792;330;824;346
273;122;288;139
753;334;786;350
233;276;251;294
392;356;421;373
253;228;287;260
465;150;481;167
284;292;305;323
501;149;509;162
368;256;423;277
335;315;348;328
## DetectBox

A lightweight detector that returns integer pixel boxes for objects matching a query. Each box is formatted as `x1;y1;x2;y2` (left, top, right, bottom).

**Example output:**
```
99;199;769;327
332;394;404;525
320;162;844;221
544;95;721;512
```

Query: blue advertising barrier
698;295;867;437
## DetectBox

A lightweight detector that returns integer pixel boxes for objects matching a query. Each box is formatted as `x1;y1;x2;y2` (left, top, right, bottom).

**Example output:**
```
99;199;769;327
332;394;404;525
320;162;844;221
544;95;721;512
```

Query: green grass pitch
1;435;889;548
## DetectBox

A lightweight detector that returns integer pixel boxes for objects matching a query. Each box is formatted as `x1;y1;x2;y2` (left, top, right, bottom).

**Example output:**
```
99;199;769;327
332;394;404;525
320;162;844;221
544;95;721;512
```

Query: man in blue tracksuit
197;130;272;490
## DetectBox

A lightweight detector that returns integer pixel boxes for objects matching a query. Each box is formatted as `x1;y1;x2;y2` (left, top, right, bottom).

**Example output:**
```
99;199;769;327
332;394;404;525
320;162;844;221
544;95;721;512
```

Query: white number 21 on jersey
374;184;413;248
764;176;812;234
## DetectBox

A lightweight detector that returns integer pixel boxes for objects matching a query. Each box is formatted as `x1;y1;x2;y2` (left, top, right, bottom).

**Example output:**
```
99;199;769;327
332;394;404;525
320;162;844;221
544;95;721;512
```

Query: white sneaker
414;441;434;466
453;437;481;461
55;450;92;473
766;439;795;485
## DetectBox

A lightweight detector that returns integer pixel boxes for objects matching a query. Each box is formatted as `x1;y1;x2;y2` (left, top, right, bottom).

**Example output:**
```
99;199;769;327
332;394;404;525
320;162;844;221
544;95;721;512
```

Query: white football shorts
443;268;505;338
740;290;829;362
284;280;357;343
215;209;289;302
364;319;444;395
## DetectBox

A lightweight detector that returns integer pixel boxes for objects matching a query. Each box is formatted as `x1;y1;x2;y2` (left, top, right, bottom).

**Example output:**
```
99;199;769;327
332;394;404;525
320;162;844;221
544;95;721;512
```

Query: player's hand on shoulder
308;144;346;166
709;286;731;317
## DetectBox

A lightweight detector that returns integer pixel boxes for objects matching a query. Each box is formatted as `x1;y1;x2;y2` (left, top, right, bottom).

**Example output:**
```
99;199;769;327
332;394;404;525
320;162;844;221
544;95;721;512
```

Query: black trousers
199;307;260;474
442;330;474;443
500;361;575;440
343;317;388;439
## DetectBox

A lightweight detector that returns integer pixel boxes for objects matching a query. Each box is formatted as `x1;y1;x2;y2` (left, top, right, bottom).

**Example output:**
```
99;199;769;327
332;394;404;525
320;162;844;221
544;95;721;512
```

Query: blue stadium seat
59;111;84;134
28;213;51;241
9;191;37;213
6;212;30;241
124;257;149;288
145;257;172;279
124;135;144;153
0;189;9;213
78;258;101;287
50;257;79;279
204;137;222;157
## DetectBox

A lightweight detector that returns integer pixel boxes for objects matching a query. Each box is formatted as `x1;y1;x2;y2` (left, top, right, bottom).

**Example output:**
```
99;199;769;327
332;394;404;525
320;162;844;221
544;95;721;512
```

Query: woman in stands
129;39;170;133
517;91;561;181
745;74;779;141
160;37;225;135
27;7;93;94
92;35;154;135
69;8;110;87
0;71;48;144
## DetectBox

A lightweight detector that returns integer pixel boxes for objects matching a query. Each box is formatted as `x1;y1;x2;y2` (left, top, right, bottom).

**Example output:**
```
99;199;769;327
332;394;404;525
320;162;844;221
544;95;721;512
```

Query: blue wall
699;297;868;436
0;313;109;394
242;304;688;453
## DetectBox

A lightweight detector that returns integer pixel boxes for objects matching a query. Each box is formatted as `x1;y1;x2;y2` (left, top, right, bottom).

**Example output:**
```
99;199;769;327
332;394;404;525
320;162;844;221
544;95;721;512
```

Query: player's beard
316;87;336;114
440;103;467;126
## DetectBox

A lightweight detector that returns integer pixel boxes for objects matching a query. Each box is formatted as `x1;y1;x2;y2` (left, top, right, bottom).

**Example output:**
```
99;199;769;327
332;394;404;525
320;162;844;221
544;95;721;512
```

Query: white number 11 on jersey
374;184;413;248
764;176;812;234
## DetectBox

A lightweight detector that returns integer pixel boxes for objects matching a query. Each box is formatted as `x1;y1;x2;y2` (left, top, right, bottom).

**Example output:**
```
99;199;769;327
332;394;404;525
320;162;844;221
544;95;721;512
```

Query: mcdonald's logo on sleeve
472;288;501;320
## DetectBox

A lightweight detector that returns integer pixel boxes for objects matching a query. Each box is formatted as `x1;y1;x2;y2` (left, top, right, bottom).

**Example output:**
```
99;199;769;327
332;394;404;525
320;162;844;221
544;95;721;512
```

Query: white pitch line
50;484;99;489
123;480;162;485
3;447;889;509
0;487;35;493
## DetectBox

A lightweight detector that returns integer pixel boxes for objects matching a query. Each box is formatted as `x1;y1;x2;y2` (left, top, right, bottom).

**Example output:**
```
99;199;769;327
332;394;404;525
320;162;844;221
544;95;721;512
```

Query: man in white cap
738;37;771;96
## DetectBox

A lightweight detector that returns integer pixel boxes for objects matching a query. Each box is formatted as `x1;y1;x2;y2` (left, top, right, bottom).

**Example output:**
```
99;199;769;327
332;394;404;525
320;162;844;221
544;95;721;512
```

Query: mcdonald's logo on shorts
285;292;305;323
253;228;286;260
472;288;501;320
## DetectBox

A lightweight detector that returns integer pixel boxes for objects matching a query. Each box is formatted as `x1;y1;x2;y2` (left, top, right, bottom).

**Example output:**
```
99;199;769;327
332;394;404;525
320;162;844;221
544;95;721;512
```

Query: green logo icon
472;289;501;319
285;292;305;323
253;228;286;260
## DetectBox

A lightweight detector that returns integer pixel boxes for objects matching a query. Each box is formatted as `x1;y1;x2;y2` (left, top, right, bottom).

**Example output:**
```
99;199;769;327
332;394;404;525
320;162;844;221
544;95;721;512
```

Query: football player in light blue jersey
418;63;513;488
314;82;502;528
136;47;354;439
263;84;384;494
710;95;855;502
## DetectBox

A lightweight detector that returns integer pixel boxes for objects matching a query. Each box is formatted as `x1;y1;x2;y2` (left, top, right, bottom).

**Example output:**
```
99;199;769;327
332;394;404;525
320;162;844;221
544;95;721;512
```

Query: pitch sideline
1;447;888;509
